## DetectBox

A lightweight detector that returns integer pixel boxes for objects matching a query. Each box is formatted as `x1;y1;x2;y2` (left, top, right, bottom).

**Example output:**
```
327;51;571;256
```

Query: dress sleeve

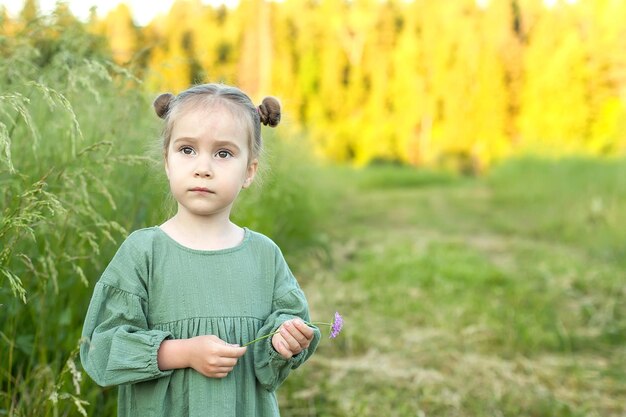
80;237;174;387
253;246;321;392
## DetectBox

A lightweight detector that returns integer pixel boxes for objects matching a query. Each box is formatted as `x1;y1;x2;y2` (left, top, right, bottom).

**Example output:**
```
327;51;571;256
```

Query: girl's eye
216;150;232;159
180;146;195;155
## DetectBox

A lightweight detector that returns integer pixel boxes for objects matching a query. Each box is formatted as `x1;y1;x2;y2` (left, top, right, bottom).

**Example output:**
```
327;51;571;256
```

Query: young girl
80;83;321;416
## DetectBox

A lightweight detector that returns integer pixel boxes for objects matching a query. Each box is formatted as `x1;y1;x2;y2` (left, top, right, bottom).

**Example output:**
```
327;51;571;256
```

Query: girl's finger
286;321;311;346
277;340;292;359
293;320;314;339
220;357;238;367
280;325;300;350
290;329;308;347
285;321;309;348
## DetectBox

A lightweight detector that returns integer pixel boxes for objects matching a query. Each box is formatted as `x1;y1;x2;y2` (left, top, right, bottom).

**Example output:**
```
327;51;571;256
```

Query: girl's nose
194;157;213;178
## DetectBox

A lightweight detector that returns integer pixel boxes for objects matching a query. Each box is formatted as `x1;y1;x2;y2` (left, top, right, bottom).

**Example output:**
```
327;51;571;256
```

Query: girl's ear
242;159;258;189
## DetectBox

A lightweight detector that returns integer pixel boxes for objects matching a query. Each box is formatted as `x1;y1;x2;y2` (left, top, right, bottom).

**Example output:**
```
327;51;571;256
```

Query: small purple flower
242;311;344;347
329;312;343;339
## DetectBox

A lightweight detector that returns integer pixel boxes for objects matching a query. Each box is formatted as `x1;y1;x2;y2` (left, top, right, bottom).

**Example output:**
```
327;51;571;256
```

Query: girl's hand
271;319;314;359
158;336;246;378
185;335;247;378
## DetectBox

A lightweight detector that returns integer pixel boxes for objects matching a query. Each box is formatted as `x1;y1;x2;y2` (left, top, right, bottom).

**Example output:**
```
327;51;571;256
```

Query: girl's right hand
185;335;247;378
157;335;246;378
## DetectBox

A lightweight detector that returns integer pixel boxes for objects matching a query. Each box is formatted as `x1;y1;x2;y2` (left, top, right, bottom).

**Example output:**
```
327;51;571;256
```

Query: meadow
1;15;625;417
281;159;626;416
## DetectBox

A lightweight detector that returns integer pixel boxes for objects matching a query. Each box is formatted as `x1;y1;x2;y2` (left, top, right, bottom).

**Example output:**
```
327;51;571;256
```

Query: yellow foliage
93;4;137;64
14;0;624;170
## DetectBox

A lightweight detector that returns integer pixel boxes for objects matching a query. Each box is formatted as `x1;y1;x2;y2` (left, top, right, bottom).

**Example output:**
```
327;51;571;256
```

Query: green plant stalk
242;321;331;347
7;329;14;412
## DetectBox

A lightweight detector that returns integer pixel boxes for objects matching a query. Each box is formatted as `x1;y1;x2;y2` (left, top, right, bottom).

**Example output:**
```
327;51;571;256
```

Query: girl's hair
153;83;281;161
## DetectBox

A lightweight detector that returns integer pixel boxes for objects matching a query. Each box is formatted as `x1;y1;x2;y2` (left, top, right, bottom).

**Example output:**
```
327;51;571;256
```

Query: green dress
80;227;321;416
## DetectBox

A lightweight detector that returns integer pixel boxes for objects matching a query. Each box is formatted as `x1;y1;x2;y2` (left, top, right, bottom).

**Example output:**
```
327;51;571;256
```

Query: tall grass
0;13;134;416
0;13;331;416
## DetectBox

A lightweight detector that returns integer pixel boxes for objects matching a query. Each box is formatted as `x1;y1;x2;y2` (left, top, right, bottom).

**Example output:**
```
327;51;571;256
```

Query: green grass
336;163;461;190
280;159;626;417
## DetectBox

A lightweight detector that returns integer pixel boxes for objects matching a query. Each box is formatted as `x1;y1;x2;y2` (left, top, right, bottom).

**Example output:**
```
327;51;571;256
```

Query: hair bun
153;93;175;119
258;97;281;127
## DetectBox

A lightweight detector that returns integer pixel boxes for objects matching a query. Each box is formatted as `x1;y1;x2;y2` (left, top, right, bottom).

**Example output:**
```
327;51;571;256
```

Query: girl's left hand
271;319;314;359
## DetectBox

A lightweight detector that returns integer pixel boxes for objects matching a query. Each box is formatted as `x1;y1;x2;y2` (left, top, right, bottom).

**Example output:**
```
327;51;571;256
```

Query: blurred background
0;0;624;416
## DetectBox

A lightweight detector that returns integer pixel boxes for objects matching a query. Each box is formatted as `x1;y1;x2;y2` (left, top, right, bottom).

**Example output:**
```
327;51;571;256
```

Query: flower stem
242;321;329;347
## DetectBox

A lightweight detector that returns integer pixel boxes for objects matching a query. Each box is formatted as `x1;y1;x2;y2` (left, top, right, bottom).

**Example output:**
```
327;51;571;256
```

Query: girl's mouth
190;187;213;193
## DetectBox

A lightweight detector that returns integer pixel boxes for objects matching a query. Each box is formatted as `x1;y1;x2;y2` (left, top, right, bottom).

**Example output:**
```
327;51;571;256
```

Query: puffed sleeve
80;236;174;387
253;246;321;391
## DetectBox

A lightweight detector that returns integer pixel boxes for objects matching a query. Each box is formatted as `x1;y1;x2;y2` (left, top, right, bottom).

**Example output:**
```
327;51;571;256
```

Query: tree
517;1;590;155
93;3;138;64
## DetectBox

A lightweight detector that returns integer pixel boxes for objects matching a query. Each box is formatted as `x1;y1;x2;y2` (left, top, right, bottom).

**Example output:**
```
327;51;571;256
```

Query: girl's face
165;103;257;220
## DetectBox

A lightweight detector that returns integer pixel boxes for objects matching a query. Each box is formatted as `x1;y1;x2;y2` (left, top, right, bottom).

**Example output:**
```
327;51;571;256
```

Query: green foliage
0;12;153;417
233;132;334;258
